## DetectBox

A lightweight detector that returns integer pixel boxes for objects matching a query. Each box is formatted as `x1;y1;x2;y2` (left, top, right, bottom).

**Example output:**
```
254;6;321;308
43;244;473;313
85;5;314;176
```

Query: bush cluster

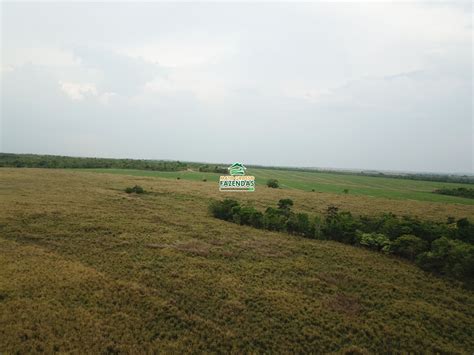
434;187;474;199
125;185;145;194
209;199;474;281
266;179;279;188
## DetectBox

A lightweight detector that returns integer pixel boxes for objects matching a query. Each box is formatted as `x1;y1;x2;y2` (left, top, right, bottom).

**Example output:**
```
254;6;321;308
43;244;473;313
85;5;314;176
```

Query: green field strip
73;168;474;205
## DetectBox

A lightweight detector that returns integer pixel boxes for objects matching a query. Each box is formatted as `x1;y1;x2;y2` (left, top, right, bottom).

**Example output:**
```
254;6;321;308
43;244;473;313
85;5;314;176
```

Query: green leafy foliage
266;179;279;188
434;187;474;199
125;185;144;194
324;207;361;244
355;232;391;252
391;235;428;260
416;237;474;278
286;213;312;237
263;207;288;231
209;199;239;221
455;218;474;244
277;198;294;211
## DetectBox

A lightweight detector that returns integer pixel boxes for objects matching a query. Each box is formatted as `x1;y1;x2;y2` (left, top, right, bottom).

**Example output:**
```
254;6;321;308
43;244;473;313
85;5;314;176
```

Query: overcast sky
1;2;472;173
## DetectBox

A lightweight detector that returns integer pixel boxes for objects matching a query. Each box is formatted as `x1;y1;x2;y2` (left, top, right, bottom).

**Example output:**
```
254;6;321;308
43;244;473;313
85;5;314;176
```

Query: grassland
79;167;474;205
1;168;474;353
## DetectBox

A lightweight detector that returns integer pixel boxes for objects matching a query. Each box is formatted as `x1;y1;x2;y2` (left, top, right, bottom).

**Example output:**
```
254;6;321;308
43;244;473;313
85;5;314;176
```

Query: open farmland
1;168;473;353
80;167;474;205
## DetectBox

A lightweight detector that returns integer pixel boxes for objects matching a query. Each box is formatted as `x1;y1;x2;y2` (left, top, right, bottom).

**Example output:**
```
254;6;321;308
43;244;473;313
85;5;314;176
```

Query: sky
1;1;472;173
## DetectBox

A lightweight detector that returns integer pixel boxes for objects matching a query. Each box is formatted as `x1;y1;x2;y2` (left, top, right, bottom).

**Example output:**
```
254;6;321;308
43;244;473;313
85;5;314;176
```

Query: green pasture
76;168;474;205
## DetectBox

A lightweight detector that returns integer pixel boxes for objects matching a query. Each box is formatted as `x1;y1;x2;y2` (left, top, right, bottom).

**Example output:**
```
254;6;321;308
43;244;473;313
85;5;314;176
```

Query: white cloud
59;81;97;101
120;36;238;68
59;81;117;104
98;92;118;105
141;70;228;102
3;47;81;68
1;66;15;74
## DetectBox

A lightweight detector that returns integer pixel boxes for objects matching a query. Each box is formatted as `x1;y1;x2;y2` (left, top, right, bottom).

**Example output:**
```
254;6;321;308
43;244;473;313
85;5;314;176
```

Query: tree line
209;199;474;282
198;165;228;174
434;187;474;199
0;153;188;171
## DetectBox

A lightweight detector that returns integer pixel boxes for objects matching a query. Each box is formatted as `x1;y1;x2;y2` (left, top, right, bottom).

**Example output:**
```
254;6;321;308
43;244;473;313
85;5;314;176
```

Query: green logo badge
219;162;255;192
228;162;246;176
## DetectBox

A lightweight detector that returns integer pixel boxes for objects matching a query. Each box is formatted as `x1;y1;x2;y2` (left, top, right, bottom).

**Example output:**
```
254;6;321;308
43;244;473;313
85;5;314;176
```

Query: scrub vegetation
434;187;474;199
125;185;145;194
1;168;473;353
210;199;474;281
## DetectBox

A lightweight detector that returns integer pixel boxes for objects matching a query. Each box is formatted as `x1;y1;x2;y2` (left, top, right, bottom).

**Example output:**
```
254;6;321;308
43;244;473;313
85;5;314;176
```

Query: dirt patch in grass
326;293;361;317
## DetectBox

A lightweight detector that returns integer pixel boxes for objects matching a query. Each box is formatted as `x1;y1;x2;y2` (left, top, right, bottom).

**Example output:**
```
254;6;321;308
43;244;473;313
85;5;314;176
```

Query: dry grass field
1;168;473;353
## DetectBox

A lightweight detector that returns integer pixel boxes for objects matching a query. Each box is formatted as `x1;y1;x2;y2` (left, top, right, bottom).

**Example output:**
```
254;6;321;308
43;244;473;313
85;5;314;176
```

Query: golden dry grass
0;168;473;353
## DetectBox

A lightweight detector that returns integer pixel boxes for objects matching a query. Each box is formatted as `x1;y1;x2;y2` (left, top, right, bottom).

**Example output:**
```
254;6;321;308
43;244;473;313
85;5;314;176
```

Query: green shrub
377;214;413;240
277;199;293;217
209;199;240;221
232;206;262;227
324;207;360;244
297;213;312;237
263;207;287;231
455;218;474;243
360;213;452;243
356;232;391;252
391;234;428;260
266;179;279;188
416;237;474;278
248;211;264;229
277;198;293;211
125;185;144;194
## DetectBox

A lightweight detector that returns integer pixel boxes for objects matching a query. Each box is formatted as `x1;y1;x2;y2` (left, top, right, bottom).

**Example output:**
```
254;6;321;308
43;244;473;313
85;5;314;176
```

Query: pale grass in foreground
0;169;473;353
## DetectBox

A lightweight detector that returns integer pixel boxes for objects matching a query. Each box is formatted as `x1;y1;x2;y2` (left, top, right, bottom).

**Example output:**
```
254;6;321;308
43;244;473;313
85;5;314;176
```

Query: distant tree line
0;153;188;171
247;165;474;184
209;199;474;282
198;165;227;174
362;172;474;184
434;187;474;199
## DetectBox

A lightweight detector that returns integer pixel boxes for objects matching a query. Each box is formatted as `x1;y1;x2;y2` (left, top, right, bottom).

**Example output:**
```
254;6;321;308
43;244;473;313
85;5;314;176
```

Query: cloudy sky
1;2;472;173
